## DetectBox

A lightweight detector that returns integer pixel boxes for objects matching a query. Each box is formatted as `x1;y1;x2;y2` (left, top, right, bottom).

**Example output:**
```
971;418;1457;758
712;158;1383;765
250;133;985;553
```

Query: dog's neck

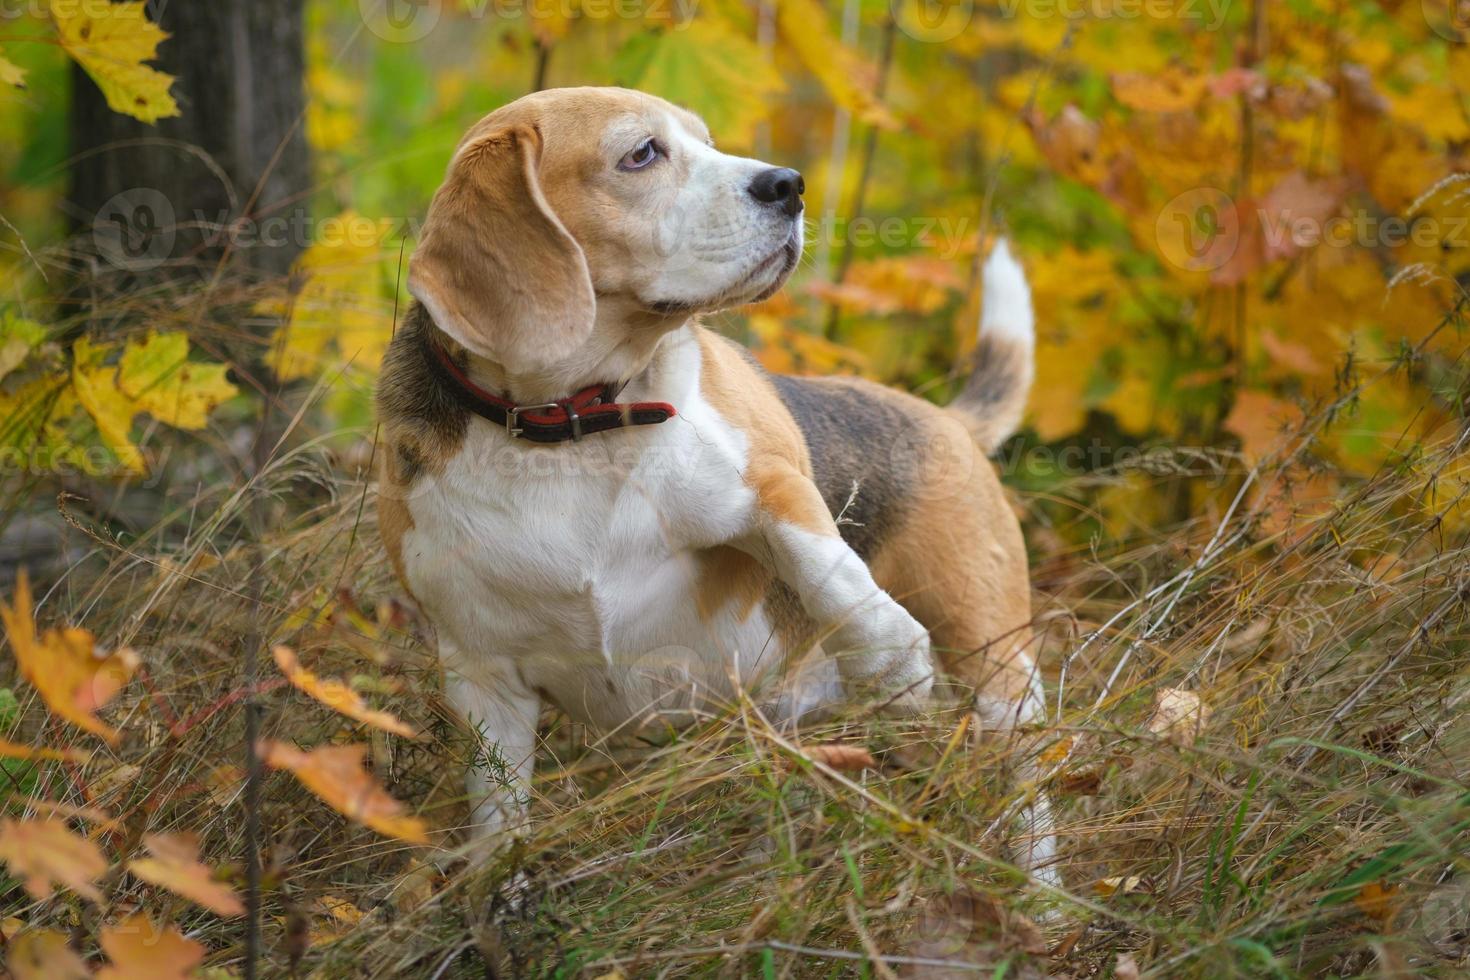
440;299;688;405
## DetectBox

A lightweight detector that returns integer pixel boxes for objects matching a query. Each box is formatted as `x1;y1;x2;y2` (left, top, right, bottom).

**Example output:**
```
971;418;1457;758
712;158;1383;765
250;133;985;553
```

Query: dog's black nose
748;167;805;217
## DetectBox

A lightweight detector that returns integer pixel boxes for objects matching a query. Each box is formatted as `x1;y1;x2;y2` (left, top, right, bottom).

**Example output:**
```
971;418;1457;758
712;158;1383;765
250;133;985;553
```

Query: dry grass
0;284;1467;978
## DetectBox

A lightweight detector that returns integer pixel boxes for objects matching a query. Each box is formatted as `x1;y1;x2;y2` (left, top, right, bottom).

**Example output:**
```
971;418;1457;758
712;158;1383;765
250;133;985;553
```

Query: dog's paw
841;605;935;716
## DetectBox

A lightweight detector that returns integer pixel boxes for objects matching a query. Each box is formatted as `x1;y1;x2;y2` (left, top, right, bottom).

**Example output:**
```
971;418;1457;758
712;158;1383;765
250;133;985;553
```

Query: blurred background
2;0;1466;552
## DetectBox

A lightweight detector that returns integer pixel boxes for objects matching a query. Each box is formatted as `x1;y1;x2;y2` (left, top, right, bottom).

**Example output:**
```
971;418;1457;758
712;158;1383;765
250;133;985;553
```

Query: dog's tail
950;239;1035;455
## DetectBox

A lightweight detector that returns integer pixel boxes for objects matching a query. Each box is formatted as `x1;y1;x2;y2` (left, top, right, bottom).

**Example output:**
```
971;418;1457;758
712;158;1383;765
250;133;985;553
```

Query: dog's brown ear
408;125;595;373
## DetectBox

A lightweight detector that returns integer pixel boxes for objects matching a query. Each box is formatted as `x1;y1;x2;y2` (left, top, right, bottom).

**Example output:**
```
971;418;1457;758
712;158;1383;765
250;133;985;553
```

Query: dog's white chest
397;389;821;729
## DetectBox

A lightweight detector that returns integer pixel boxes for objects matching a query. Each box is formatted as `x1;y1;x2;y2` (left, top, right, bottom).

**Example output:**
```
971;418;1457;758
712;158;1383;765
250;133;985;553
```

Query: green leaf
615;20;784;150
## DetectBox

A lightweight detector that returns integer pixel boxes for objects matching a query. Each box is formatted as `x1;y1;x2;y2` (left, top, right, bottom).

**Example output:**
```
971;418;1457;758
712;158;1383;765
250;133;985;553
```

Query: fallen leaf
1115;952;1141;980
205;764;245;808
6;930;89;980
0;818;107;901
1094;875;1147;898
0;738;83;762
1;570;140;743
49;0;179;123
1057;768;1104;796
260;740;428;843
272;646;416;738
801;744;878;772
97;914;204;980
1355;880;1400;924
389;860;439;914
1038;736;1074;767
1146;688;1211;743
129;832;244;916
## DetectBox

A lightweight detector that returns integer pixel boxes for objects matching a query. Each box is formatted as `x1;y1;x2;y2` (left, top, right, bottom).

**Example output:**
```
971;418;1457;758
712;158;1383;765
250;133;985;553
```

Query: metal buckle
505;402;560;439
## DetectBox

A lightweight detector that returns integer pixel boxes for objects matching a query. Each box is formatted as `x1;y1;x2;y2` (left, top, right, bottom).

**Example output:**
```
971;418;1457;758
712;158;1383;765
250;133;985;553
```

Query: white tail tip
981;238;1035;344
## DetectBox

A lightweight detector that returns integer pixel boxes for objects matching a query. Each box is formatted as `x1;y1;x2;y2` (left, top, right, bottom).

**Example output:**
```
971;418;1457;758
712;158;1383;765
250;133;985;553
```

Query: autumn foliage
0;0;1467;976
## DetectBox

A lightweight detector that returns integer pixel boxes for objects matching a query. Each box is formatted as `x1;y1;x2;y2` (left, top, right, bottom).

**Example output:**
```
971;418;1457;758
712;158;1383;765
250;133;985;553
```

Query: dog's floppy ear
408;124;595;373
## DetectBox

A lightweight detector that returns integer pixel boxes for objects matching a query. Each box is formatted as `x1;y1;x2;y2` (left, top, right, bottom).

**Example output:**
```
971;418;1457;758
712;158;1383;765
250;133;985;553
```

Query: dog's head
408;87;804;376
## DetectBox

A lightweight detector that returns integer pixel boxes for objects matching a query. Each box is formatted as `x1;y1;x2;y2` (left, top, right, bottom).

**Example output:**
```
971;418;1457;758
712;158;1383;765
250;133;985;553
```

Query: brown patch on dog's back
866;412;1036;710
767;374;919;561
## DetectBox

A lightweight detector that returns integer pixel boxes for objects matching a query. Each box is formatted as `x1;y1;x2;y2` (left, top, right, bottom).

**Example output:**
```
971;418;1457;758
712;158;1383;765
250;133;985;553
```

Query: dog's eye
618;139;661;171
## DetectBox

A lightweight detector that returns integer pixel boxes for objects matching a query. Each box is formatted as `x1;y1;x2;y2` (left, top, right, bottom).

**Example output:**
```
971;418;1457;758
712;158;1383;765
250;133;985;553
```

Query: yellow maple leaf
0;51;25;88
261;740;428;844
70;334;237;475
128;832;244;916
97;914;204;980
117;331;237;429
5;930;89;980
71;337;145;474
273;646;417;738
49;0;179;123
0;819;108;902
0;570;140;744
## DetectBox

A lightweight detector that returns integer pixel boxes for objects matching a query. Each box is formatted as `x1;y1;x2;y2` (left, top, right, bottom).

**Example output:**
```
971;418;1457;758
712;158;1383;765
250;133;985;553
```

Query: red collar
423;332;676;443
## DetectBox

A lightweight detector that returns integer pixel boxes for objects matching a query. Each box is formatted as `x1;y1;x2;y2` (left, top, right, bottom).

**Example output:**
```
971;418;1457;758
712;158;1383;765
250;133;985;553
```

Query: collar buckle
506;402;560;439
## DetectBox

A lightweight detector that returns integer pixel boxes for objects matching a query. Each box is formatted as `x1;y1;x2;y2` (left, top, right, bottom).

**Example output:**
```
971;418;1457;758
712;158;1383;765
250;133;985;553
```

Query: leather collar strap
422;332;676;443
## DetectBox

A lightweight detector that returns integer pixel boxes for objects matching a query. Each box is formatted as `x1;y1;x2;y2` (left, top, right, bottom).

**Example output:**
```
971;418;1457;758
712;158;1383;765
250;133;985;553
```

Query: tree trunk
68;0;310;278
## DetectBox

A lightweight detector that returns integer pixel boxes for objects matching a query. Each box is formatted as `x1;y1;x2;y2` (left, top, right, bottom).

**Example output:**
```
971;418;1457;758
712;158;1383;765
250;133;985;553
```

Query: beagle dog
376;87;1056;884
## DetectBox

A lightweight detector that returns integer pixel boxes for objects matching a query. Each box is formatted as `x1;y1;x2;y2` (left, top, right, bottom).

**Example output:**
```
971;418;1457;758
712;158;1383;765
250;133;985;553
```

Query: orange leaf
128;832;243;916
5;929;90;980
1354;880;1401;924
1223;391;1305;463
801;744;878;772
0;738;84;762
1260;330;1324;375
97;914;204;980
272;646;416;738
0;818;107;901
1111;69;1207;113
261;740;428;844
0;571;139;744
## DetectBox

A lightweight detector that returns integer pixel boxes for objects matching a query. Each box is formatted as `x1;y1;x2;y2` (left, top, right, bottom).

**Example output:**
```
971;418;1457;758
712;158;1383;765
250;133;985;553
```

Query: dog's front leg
440;643;541;850
739;463;934;714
